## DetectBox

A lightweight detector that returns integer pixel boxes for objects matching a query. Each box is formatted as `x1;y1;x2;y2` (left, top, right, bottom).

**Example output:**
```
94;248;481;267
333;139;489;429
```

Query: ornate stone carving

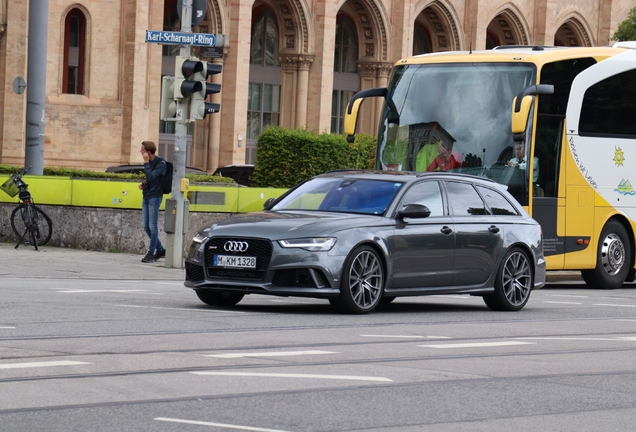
358;62;393;77
279;54;314;70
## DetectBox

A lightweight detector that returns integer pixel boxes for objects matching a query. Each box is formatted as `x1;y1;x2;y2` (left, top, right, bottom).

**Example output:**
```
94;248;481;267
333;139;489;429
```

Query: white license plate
214;254;256;269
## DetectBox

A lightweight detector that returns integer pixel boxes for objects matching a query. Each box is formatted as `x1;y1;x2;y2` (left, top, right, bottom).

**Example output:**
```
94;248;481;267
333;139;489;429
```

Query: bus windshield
378;62;536;187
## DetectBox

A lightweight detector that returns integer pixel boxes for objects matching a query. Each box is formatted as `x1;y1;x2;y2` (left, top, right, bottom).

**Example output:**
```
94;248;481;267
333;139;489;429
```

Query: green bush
0;164;234;184
251;127;377;188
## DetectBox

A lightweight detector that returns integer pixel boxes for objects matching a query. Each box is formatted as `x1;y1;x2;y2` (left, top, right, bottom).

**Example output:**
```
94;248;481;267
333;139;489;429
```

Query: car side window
476;185;519;216
399;181;444;217
444;181;487;216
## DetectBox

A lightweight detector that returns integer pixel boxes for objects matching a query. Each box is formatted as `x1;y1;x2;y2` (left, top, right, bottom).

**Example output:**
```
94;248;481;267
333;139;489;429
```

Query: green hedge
251;127;377;188
0;164;235;185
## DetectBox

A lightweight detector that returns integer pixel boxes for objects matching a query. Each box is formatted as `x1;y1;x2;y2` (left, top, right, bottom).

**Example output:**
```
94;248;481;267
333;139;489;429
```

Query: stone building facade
0;0;634;172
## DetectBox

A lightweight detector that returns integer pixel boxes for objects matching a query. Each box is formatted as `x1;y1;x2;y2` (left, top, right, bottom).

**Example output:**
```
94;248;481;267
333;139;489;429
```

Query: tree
612;7;636;41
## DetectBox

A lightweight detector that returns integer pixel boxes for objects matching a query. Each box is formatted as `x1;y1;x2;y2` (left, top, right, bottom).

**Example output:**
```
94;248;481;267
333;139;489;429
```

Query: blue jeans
142;196;164;254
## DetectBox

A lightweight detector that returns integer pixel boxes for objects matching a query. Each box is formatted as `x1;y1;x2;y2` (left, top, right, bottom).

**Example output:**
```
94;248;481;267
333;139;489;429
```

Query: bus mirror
344;98;364;138
511;83;553;137
344;87;388;141
511;95;533;135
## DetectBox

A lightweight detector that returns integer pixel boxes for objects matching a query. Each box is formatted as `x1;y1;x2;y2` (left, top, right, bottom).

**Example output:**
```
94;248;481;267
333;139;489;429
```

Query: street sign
145;30;225;47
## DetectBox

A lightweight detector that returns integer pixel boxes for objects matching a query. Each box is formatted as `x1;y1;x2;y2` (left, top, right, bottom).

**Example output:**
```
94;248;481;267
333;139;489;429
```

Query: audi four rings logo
224;241;249;252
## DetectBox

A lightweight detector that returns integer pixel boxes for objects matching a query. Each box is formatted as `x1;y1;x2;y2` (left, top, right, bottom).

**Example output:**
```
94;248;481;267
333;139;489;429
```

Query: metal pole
25;0;49;175
166;0;192;269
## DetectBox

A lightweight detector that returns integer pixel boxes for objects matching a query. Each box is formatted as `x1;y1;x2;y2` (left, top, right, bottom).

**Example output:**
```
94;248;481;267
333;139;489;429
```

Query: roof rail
492;45;551;51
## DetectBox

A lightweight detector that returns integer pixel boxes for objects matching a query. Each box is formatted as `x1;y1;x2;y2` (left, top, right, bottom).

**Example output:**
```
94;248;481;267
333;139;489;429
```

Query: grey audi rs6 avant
185;170;545;314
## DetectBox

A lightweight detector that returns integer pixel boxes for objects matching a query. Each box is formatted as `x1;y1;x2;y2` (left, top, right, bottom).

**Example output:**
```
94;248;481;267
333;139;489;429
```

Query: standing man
139;141;167;263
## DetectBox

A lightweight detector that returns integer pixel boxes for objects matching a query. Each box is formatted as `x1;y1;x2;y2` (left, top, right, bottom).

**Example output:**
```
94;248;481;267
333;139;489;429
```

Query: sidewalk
0;242;184;280
0;241;581;283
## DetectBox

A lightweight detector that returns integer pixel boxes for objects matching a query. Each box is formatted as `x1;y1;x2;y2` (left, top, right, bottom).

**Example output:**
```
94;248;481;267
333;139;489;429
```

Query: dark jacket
143;156;167;199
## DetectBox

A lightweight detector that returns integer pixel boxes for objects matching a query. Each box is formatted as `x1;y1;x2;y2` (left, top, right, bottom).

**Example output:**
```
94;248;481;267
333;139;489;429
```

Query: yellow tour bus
344;43;636;289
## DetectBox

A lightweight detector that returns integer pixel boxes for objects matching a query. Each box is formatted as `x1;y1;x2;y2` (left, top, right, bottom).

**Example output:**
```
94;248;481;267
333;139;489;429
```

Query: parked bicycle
1;166;52;250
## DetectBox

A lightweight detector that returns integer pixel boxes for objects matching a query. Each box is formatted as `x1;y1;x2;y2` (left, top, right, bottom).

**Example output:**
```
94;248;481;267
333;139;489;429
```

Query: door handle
488;225;500;234
440;226;453;235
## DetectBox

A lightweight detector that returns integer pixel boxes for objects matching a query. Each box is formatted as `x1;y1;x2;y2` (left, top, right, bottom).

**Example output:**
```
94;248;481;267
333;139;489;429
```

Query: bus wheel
581;220;631;289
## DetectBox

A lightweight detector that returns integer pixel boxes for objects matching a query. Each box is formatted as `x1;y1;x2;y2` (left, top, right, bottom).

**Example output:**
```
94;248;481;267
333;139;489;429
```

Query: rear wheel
483;247;532;311
331;245;384;314
581;220;631;289
195;290;244;306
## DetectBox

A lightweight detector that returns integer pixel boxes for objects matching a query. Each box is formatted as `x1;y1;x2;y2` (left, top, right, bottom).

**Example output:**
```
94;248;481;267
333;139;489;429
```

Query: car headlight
192;233;208;244
278;237;337;251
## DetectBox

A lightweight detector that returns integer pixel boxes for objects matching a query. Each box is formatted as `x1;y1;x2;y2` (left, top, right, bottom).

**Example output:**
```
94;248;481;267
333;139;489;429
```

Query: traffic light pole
166;0;193;269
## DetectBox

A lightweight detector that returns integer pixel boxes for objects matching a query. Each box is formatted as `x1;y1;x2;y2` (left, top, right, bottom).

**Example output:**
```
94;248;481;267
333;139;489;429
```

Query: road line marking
543;301;582;305
594;303;636;308
57;289;163;295
117;305;245;314
155;417;292;432
550;294;588;298
361;334;452;339
522;337;629;341
205;350;337;358
0;326;15;329
191;371;393;382
420;341;535;349
0;361;90;370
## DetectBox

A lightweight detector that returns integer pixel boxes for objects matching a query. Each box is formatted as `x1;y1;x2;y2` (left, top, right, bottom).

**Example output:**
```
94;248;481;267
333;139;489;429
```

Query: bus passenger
426;141;461;172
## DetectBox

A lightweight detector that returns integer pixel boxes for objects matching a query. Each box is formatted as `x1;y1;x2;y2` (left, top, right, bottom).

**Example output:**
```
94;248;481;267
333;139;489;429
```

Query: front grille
204;237;272;280
185;262;205;282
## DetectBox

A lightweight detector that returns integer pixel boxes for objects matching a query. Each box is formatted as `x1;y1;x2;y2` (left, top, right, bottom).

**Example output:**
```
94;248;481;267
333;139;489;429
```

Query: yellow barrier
0;175;287;212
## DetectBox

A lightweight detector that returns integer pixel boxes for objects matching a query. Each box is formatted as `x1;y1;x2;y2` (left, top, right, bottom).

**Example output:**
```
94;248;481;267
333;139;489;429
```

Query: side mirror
344;87;388;142
511;84;554;138
263;197;276;210
397;204;431;219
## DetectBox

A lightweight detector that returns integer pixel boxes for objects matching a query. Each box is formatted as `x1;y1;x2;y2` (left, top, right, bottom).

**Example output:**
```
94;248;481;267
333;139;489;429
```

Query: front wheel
483;247;533;311
581;220;631;289
195;290;244;306
10;204;53;246
331;245;384;314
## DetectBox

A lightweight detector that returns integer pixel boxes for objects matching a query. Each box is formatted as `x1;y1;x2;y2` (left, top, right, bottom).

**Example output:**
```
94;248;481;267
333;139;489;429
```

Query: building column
357;62;392;136
295;55;313;128
218;0;252;166
205;56;225;172
306;1;337;133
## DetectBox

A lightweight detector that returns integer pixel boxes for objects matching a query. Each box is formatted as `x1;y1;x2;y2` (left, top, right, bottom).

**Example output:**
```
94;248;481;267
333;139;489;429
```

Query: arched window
247;6;282;162
332;15;359;133
334;15;358;73
63;8;86;94
413;24;432;55
250;7;280;67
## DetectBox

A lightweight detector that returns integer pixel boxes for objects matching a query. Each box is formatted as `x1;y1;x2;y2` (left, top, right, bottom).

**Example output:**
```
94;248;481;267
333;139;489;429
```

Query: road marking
0;326;15;329
191;371;393;382
57;290;160;295
522;337;630;341
550;294;588;298
205;350;337;358
594;303;636;308
420;341;535;349
117;304;245;314
361;334;452;339
543;301;582;305
155;417;292;432
0;361;90;370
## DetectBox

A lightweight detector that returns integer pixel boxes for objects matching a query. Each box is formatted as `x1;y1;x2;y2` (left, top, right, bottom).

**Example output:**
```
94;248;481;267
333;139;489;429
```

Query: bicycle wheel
11;204;52;246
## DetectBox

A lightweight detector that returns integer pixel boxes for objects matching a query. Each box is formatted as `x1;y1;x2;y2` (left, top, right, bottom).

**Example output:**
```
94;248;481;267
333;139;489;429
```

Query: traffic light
189;62;222;121
159;76;177;120
174;55;205;99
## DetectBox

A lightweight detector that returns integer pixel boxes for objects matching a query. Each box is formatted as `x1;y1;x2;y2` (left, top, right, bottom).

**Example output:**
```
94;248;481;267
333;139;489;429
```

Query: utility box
164;199;189;234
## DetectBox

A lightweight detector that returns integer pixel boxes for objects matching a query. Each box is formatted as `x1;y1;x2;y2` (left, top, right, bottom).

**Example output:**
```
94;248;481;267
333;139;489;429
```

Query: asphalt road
1;244;636;431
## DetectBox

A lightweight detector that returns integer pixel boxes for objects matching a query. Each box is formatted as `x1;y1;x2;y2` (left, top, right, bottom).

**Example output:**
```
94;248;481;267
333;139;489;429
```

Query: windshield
378;62;536;181
271;177;404;215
